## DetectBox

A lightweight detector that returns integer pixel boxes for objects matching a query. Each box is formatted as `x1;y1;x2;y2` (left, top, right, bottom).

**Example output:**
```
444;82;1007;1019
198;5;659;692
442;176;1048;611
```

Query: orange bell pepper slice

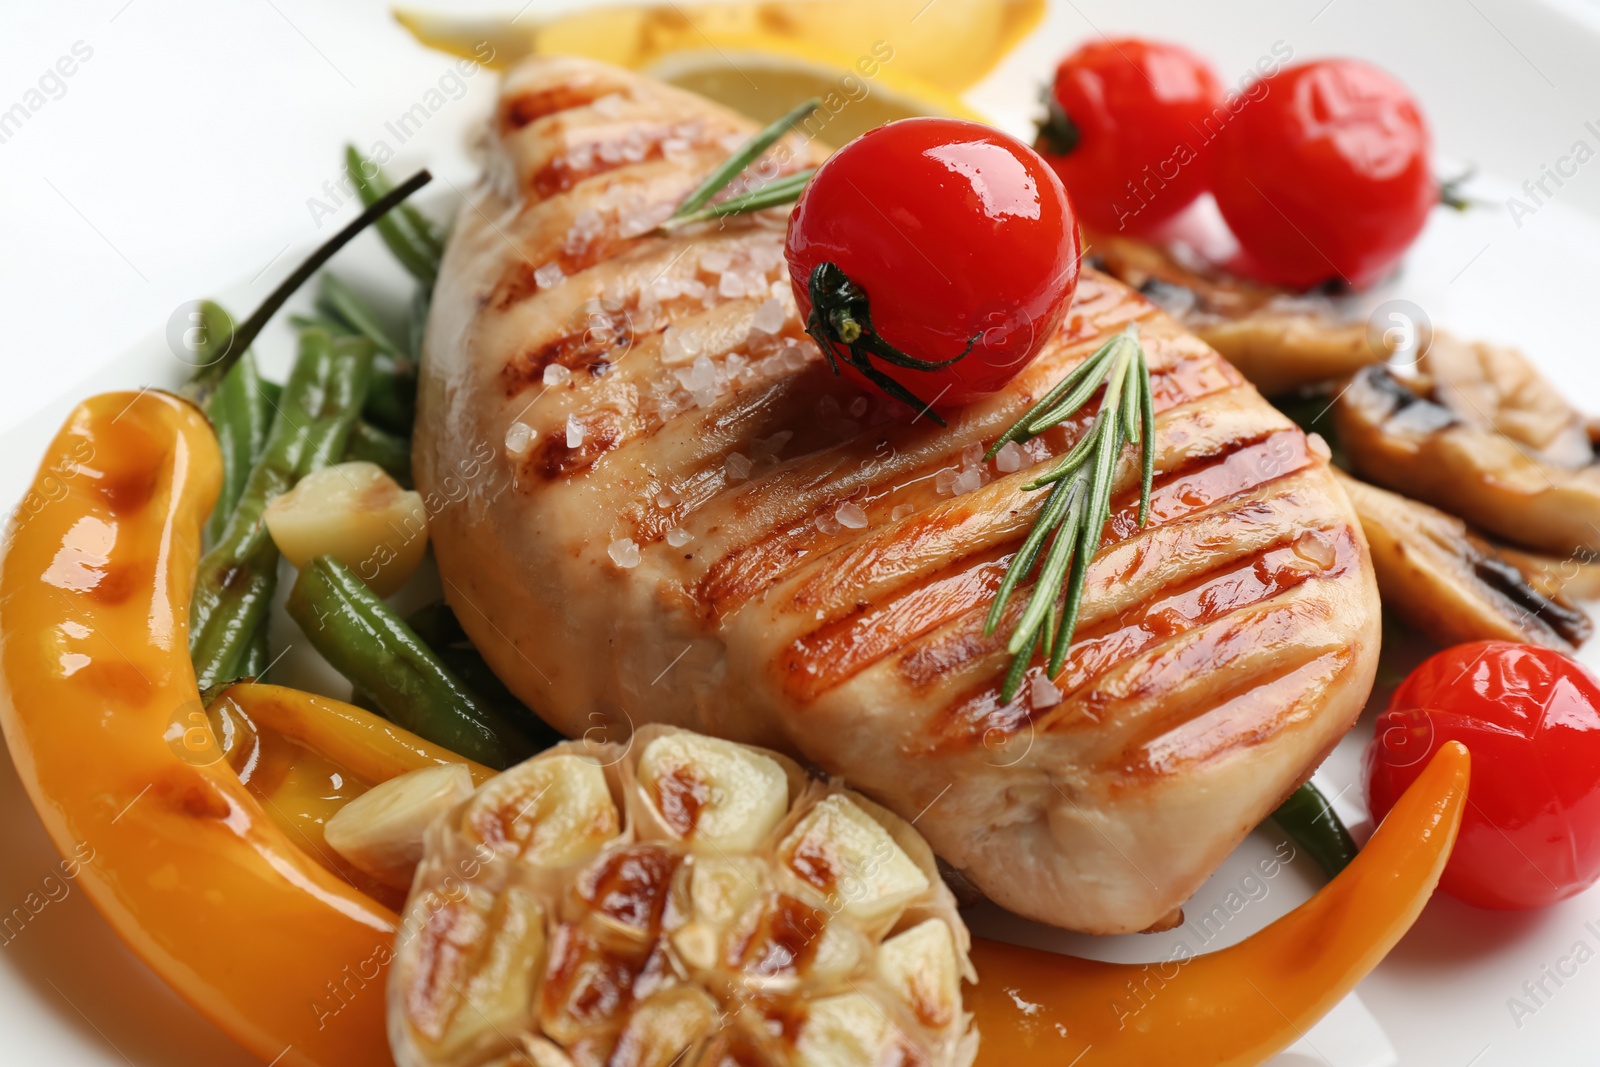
968;740;1469;1067
0;392;420;1067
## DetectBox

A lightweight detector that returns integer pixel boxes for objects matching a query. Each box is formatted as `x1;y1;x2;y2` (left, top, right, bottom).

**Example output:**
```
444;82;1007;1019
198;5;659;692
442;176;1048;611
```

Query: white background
6;2;1600;1066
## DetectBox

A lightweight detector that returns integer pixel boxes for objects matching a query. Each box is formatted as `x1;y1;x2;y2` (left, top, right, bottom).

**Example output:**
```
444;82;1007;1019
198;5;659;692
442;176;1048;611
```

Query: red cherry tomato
785;117;1079;414
1037;38;1224;235
1366;641;1600;910
1212;58;1434;289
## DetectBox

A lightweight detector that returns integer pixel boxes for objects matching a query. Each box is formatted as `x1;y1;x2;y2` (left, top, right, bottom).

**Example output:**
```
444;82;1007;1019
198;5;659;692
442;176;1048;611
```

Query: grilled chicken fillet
416;56;1381;934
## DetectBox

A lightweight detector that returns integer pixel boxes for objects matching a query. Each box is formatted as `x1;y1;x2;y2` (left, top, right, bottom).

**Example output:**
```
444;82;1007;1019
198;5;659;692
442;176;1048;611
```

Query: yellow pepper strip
202;684;495;910
217;682;494;788
968;740;1470;1067
0;392;394;1067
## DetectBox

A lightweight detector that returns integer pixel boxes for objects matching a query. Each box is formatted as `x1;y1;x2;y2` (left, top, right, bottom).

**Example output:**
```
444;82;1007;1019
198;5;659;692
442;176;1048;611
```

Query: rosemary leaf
1138;346;1156;525
668;97;820;223
984;471;1077;636
984;333;1122;459
659;168;816;231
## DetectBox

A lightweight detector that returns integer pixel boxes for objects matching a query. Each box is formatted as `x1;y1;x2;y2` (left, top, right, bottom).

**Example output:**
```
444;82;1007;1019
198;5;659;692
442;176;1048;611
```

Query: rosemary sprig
660;97;819;229
984;323;1155;702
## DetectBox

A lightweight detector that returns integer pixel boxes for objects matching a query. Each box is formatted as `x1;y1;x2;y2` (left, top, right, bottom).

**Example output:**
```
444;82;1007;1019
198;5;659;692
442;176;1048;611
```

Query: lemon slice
393;0;1042;93
646;37;986;146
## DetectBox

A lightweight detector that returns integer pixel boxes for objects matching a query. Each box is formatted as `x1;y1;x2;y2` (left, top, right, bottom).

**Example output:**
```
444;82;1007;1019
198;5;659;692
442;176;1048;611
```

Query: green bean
316;273;407;359
294;303;417;434
346;146;443;285
405;602;564;750
363;353;418;435
407;285;430;362
191;299;237;371
189;329;374;688
345;419;412;487
240;625;271;679
203;350;277;544
1271;781;1359;879
286;557;532;769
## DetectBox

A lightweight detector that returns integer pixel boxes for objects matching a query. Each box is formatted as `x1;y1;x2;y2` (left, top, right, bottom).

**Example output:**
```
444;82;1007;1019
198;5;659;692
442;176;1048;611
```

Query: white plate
5;2;1600;1065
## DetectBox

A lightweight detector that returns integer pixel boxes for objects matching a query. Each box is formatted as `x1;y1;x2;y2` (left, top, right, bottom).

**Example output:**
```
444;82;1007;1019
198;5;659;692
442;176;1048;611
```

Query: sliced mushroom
1423;332;1593;467
1333;348;1600;555
1494;543;1600;602
1087;231;1388;396
1336;471;1590;651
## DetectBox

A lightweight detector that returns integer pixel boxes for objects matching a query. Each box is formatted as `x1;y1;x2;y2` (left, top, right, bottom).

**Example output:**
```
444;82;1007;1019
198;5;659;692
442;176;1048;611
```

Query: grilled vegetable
286;556;533;769
1088;230;1386;396
1337;470;1591;651
1334;340;1600;555
189;328;374;689
264;460;429;596
0;392;399;1067
390;724;976;1067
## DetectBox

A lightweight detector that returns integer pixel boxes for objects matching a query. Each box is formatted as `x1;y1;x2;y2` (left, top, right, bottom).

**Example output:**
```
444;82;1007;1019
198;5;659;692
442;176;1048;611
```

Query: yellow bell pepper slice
968;740;1469;1067
0;392;395;1067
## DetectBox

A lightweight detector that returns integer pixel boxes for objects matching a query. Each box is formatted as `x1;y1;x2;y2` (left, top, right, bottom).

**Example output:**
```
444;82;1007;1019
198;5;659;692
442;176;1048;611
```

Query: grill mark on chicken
1104;430;1309;541
533;130;671;197
778;434;1319;701
504;84;606;129
502;317;642;396
692;361;1246;619
1126;649;1352;779
914;529;1355;750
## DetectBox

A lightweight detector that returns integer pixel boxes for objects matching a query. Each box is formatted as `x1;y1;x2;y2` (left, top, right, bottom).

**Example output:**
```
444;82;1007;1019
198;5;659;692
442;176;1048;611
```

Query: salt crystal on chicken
608;538;641;569
814;511;842;535
543;364;571;387
781;345;810;371
566;414;586;448
701;248;733;273
1029;674;1063;709
663;326;703;365
753;429;793;458
891;504;915;521
675;354;716;394
994;441;1026;473
934;468;959;496
725;452;753;481
654;489;680;509
952;468;984;496
592;93;627;118
719;271;752;299
750;298;786;336
961;442;986;469
534;263;566;289
666;527;693;548
503;421;536;455
835;502;868;529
